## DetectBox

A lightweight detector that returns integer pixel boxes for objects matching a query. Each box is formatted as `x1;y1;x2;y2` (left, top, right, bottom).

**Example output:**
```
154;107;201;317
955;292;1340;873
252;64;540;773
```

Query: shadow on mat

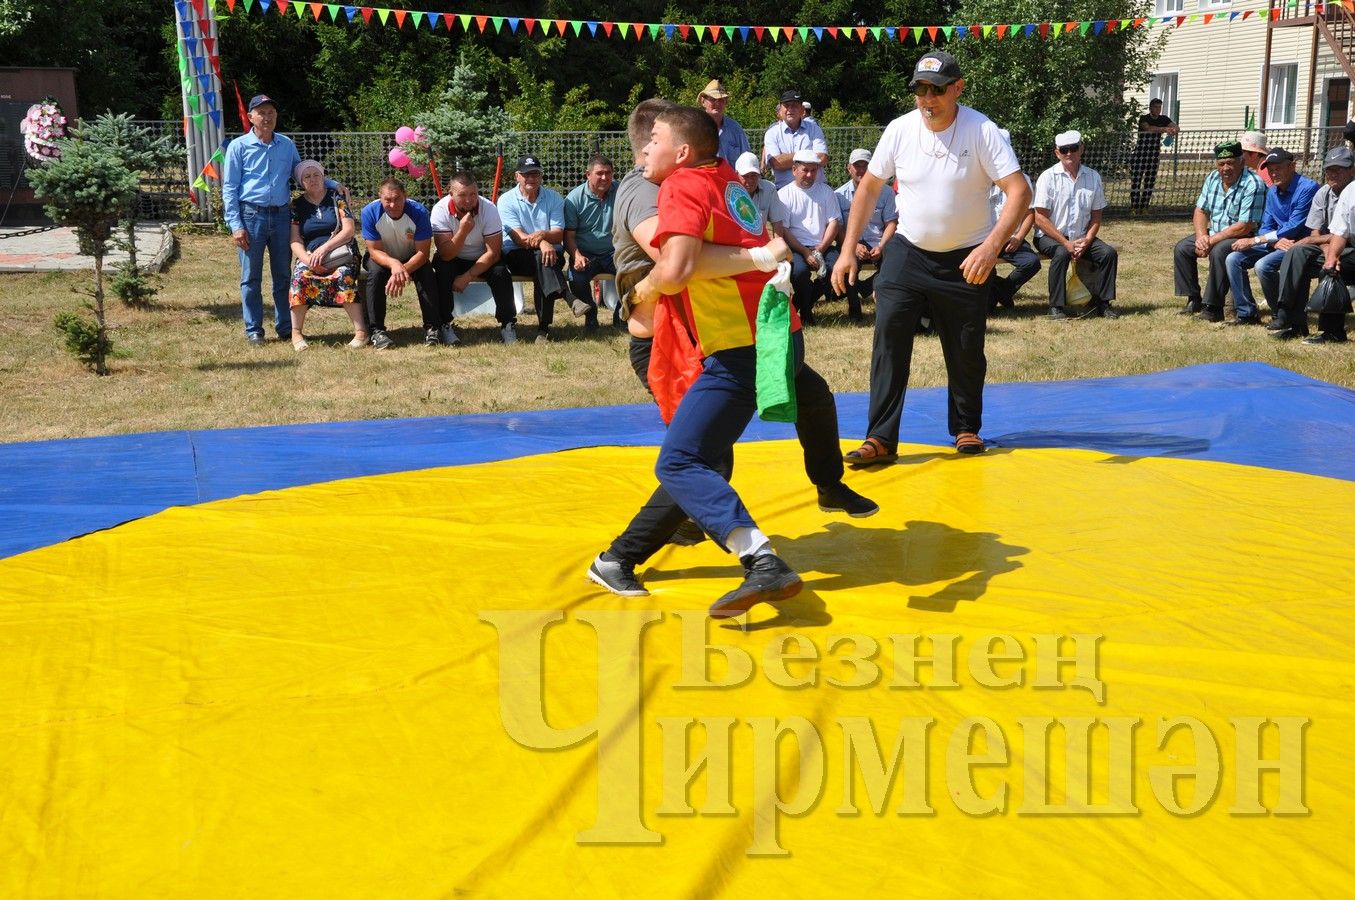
991;431;1210;462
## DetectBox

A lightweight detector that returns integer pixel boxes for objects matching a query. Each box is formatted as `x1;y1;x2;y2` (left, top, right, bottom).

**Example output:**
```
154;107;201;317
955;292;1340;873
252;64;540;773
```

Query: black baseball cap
1261;148;1296;169
909;52;962;88
778;90;803;106
247;94;277;111
516;155;543;174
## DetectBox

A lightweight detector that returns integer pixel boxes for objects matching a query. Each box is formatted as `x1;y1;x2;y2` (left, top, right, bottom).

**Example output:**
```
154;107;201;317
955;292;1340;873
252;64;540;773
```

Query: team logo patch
918;57;943;73
725;182;763;235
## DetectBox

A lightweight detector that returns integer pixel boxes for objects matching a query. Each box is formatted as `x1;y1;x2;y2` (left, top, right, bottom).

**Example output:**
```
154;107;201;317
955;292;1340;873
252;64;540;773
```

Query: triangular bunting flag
225;0;236;10
812;26;824;41
649;23;662;39
203;37;216;55
1080;20;1092;34
1203;12;1213;23
1134;16;1145;27
723;25;734;41
739;25;751;41
343;6;357;23
1175;15;1187;26
184;37;198;56
491;16;505;33
360;7;373;25
392;9;406;27
828;26;840;39
522;17;535;33
752;25;765;41
926;25;938;41
568;19;582;36
326;4;339;21
554;19;568;34
208;111;221;127
798;26;810;41
374;8;389;25
855;26;867;41
614;22;627;38
1186;14;1198;24
275;0;289;14
585;21;598;36
189;0;204;16
631;22;643;39
941;25;954;39
600;21;613;37
211;147;226;163
911;26;923;42
307;2;321;18
678;23;691;39
954;25;967;39
885;26;896;40
1231;10;1242;19
457;13;471;31
507;17;520;32
870;26;883;40
768;25;779;42
243;0;255;11
782;26;795;41
1038;22;1050;38
711;25;723;42
191;113;205;128
479;15;492;32
187;95;200;112
192;175;208;190
203;161;219;179
983;24;994;38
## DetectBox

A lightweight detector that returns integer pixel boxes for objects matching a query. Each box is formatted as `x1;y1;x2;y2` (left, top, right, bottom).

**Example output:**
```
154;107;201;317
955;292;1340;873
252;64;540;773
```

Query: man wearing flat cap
778;148;843;324
497;155;569;343
1033;129;1120;319
762;89;829;188
1241;131;1275;188
1271;146;1355;342
699;79;751;169
832;50;1030;460
1172;141;1265;322
1221;147;1317;326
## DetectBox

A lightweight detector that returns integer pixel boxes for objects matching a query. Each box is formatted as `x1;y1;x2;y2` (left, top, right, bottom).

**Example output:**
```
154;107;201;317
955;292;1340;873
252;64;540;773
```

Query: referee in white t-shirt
832;51;1030;460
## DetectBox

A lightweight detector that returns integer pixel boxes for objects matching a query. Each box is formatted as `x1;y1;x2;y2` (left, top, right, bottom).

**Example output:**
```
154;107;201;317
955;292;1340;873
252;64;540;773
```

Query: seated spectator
699;79;751;169
734;151;788;240
1272;146;1355;343
987;128;1039;313
430;170;519;345
360;177;439;349
834;148;898;321
763;90;828;188
498;155;568;343
1241;131;1275;188
1033;130;1120;320
1222;148;1318;326
1173;142;1265;323
563;154;617;331
778;148;842;324
286;159;366;351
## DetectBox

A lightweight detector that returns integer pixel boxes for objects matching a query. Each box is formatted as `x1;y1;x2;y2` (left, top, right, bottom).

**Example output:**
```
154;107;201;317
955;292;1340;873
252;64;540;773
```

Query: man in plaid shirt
1172;141;1266;323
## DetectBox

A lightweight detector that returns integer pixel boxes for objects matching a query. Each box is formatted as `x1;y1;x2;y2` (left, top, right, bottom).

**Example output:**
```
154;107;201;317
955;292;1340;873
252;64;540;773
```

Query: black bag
1307;269;1353;315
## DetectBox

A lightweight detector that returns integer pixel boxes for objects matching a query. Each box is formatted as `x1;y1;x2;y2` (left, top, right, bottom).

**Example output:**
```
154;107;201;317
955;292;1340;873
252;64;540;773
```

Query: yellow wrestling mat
2;440;1352;895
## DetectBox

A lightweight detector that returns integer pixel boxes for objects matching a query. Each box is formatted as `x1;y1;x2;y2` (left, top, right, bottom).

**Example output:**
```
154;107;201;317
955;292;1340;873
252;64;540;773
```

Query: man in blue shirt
498;155;568;343
834;148;898;321
698;79;751;169
1222;148;1319;325
360;177;438;349
1172;141;1266;323
563;155;617;331
762;90;829;188
221;95;310;345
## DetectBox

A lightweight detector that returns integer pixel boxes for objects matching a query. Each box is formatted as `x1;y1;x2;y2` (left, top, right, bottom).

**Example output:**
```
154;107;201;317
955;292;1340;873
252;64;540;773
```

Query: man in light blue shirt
1223;148;1319;324
222;94;306;344
762;90;829;188
563;155;617;330
698;79;751;169
498;155;568;343
834;148;898;320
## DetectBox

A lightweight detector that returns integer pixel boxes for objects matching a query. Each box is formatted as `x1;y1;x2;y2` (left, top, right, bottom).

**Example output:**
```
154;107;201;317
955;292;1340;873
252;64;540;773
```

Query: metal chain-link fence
128;122;1351;222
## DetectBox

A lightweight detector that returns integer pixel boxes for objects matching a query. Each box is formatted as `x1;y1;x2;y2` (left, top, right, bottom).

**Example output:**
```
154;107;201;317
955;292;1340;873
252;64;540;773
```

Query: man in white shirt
831;50;1030;460
778;149;842;324
835;147;899;320
1033;129;1119;319
430;170;519;344
762;90;829;188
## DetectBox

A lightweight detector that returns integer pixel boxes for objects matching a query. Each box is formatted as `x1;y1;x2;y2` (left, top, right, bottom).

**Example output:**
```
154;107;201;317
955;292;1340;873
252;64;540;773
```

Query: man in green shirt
564;154;618;329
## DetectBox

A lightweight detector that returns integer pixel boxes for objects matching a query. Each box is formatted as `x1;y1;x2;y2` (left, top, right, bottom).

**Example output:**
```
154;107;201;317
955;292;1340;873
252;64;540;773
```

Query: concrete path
0;224;176;273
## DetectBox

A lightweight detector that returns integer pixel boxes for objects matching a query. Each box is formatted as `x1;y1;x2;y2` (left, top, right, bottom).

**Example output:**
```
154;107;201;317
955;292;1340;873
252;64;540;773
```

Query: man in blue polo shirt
563;154;617;331
762;90;829;188
498;155;568;343
360;177;438;349
1222;148;1318;326
698;78;751;169
222;94;324;345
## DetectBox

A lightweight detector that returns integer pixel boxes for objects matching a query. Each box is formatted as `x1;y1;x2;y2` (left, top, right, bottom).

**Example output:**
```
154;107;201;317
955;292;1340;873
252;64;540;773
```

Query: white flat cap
791;148;821;165
848;148;872;165
1055;129;1082;147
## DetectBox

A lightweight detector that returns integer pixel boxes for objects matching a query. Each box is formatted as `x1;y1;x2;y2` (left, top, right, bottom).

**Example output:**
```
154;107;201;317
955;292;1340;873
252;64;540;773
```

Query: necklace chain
921;116;959;159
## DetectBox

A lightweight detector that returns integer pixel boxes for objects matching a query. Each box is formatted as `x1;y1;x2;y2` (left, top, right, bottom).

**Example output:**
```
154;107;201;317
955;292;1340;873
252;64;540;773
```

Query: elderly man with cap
698;79;751;169
1241;131;1275;188
835;148;899;320
735;151;788;240
763;90;829;188
1033;129;1120;320
832;50;1030;460
988;128;1039;313
1221;148;1318;326
223;94;342;345
497;154;569;343
1172;141;1266;322
1271;146;1355;343
779;148;843;324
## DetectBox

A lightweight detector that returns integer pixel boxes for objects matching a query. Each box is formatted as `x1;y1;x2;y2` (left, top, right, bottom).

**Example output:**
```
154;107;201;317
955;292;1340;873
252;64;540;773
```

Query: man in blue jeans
1223;148;1318;326
222;95;338;345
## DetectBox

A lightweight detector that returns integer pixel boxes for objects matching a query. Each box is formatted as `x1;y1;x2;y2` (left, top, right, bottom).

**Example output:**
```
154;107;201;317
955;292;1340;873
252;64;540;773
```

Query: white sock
726;526;771;559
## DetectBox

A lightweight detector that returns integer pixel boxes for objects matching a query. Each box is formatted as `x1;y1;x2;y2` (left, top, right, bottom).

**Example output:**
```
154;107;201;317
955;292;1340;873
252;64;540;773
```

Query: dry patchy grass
0;219;1349;443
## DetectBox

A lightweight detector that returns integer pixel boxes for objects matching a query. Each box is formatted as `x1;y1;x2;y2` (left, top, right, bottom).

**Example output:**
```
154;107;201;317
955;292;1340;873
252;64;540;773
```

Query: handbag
1307;268;1353;315
317;189;357;270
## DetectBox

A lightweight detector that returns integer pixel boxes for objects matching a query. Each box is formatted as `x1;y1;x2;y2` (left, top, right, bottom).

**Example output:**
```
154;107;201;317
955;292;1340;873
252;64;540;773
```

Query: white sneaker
501;322;518;344
438;323;460;346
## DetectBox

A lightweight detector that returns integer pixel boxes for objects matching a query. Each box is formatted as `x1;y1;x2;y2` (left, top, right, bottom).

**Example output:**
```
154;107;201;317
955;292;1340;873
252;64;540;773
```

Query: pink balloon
413;125;427;141
395;126;417;144
407;163;427;179
388;147;410;169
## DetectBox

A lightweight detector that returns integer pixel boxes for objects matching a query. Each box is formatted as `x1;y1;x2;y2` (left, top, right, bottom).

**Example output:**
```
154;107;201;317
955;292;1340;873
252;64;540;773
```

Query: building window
1155;0;1186;14
1199;0;1229;9
1268;63;1299;127
1150;72;1179;120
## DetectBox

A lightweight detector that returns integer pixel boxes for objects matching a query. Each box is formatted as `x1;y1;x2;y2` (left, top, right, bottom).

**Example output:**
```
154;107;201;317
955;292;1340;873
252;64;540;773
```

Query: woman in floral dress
288;159;366;350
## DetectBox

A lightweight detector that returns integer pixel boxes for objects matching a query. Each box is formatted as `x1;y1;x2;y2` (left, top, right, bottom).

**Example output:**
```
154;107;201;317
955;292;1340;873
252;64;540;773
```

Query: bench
453;273;619;318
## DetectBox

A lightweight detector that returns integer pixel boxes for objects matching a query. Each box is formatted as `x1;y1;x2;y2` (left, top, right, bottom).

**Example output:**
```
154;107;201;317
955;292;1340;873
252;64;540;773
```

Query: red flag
189;0;205;15
553;19;567;35
225;0;236;11
855;26;867;41
360;7;373;25
753;25;765;41
827;26;839;39
443;13;455;29
926;25;939;41
393;9;407;27
1038;22;1050;38
678;23;690;39
997;23;1009;38
523;17;535;34
602;21;614;36
232;81;250;132
475;14;488;31
309;2;322;18
276;0;290;15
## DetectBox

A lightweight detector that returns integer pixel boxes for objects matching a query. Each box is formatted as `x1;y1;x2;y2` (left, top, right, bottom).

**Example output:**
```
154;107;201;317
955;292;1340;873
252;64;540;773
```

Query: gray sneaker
587;553;648;597
501;322;518;344
571;297;592;317
370;330;394;350
438;323;460;346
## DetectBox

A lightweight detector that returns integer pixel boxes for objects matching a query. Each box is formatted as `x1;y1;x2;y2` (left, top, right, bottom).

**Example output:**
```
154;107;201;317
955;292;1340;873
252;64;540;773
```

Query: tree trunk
93;252;108;376
125;217;138;273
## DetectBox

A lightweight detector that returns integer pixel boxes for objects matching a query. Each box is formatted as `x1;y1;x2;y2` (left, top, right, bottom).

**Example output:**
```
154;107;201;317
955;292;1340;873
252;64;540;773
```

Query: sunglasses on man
912;83;950;97
1057;143;1082;154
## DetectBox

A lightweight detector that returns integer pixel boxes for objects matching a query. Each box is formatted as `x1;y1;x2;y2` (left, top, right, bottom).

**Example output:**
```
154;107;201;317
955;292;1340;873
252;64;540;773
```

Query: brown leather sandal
955;432;985;454
844;437;897;467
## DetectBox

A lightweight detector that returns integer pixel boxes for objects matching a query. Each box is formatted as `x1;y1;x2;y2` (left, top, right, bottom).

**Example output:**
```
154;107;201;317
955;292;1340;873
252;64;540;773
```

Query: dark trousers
1035;235;1118;309
867;234;988;444
992;241;1042;308
609;334;844;563
364;256;440;332
567;252;616;324
502;247;566;331
432;256;517;326
1276;243;1354;336
1174;234;1238;309
1129;153;1161;211
789;247;840;321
